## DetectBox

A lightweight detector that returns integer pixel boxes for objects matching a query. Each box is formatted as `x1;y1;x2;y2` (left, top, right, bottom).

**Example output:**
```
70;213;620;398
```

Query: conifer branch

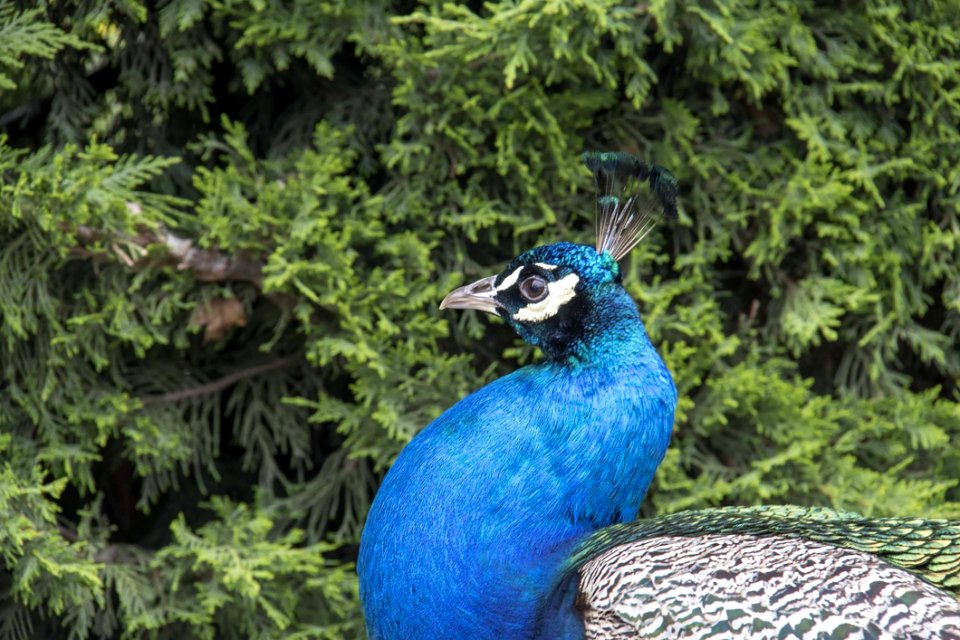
138;353;303;407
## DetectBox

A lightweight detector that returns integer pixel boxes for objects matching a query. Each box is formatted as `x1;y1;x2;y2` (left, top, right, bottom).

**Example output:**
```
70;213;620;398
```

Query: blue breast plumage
359;241;676;639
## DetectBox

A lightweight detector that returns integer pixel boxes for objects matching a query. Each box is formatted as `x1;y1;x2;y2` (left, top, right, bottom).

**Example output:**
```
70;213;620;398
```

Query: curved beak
439;275;501;315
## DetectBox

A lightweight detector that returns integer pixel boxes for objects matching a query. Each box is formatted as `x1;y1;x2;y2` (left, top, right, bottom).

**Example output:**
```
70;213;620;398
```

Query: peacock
357;152;960;639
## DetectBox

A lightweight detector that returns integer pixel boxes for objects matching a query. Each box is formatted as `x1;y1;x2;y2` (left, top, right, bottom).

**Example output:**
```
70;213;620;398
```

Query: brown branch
158;229;263;286
139;353;303;407
72;221;263;288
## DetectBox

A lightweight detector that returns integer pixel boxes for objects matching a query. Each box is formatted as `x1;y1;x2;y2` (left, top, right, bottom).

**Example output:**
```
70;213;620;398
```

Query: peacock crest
582;151;679;261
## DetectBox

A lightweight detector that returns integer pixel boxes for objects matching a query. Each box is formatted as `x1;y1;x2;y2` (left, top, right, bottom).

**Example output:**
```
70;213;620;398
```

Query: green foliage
0;5;88;91
1;0;959;636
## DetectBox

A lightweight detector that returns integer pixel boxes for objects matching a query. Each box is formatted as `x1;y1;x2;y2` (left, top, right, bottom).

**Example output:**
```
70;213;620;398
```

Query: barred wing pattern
579;533;960;639
563;506;960;639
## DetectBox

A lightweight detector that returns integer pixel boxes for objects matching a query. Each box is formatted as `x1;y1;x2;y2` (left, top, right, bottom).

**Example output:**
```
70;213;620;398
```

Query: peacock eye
518;276;548;303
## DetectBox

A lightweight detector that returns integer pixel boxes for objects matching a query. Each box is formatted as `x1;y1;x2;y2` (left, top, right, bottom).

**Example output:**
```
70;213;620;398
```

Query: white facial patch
496;266;524;292
534;262;558;271
512;273;580;323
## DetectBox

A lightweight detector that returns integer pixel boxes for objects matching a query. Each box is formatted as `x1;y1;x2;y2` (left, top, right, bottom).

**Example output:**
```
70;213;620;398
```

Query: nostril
472;281;492;293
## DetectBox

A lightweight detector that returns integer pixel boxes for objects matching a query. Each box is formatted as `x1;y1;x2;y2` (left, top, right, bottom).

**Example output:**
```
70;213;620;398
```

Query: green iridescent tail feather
564;506;960;596
582;151;678;261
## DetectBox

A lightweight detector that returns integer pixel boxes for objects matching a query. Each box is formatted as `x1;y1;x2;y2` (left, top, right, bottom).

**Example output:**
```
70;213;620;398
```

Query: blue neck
358;289;676;639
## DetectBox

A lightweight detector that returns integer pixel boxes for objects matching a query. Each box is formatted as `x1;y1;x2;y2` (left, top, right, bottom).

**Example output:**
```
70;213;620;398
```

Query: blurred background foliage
1;0;959;637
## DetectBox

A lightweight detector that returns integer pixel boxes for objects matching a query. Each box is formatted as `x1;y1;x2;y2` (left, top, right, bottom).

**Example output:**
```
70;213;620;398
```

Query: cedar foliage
1;0;959;636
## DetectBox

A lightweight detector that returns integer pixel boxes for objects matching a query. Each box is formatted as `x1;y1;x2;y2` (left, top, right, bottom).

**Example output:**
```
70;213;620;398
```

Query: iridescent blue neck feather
358;244;676;639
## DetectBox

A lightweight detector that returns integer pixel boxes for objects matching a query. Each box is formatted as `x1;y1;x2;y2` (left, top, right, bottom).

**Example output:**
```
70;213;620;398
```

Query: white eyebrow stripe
534;262;558;270
512;273;579;323
496;266;524;291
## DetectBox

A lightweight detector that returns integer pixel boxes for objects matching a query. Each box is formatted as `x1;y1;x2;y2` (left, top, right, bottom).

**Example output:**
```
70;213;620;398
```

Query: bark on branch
73;221;263;288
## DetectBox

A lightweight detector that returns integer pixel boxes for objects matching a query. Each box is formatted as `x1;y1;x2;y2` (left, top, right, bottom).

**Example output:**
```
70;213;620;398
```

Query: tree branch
73;221;264;288
139;353;303;407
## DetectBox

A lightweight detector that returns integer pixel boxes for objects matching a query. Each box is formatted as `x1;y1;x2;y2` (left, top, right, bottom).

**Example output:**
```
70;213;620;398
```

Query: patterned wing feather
578;533;960;639
549;506;960;640
568;506;960;595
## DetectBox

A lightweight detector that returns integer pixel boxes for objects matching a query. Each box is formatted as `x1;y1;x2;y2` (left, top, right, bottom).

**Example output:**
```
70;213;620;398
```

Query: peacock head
440;152;678;360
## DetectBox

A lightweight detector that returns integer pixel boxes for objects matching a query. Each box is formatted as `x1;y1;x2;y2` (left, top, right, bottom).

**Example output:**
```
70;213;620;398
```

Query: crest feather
582;151;678;261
